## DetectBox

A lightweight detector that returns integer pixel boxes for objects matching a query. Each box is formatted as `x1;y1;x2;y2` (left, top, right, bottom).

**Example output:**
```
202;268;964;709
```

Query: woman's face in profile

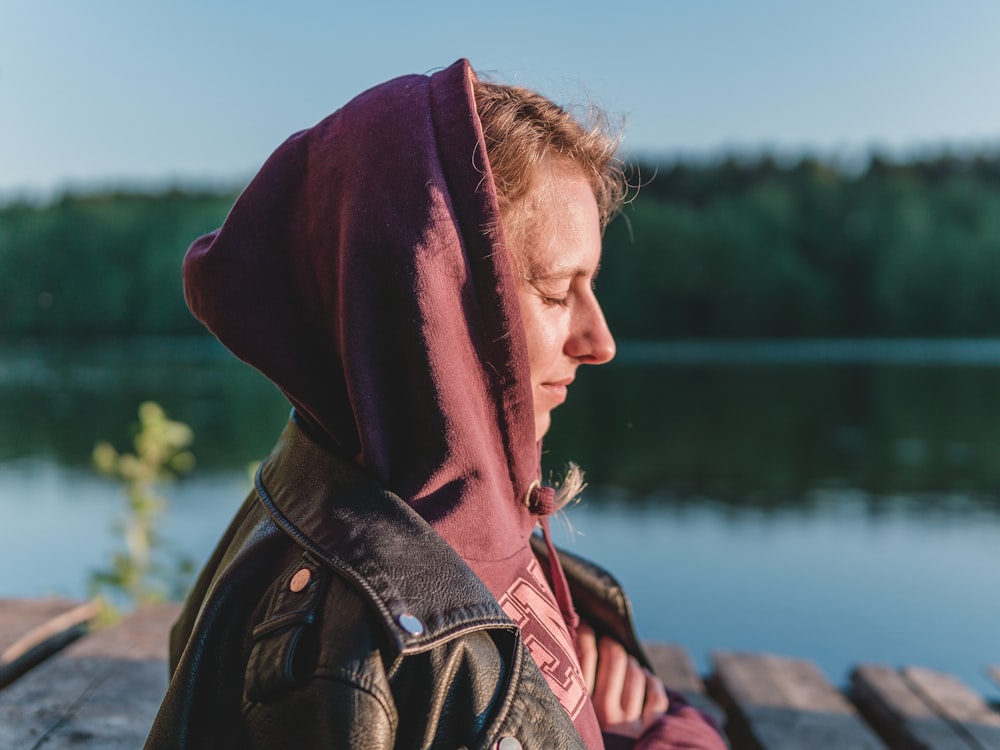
512;171;617;440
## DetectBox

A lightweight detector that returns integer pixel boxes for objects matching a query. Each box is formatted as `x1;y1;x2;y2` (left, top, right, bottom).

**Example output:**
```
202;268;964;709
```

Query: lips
539;377;574;406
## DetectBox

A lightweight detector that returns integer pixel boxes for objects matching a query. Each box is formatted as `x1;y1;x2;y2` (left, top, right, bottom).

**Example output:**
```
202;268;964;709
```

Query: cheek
521;309;564;382
516;290;543;381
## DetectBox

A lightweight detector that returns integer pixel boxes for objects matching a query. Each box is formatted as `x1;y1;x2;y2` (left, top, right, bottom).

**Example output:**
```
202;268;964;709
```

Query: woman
146;59;725;749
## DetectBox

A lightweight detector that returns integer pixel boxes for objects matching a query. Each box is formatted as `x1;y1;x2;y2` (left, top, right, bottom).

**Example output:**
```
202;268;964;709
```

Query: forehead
515;173;602;279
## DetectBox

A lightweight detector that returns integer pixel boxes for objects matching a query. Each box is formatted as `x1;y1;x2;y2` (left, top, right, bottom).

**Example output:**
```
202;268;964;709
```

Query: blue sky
2;1;999;198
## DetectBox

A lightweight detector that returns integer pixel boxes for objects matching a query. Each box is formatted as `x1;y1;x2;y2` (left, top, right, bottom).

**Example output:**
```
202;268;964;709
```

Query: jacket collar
255;420;515;656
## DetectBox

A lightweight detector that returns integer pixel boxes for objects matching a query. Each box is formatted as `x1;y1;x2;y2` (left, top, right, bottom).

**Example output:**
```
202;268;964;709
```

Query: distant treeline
4;153;1000;338
1;190;234;336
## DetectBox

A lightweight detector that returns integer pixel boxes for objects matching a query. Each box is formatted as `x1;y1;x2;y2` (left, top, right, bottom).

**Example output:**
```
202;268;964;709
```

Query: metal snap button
496;738;522;750
397;613;424;635
289;568;311;592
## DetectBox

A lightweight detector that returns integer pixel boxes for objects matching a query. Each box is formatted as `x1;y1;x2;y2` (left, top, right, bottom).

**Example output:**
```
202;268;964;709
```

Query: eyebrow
525;262;601;282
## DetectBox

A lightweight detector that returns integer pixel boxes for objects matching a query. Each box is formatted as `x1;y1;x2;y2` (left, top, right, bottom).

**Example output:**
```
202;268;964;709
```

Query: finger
593;637;629;721
619;656;646;720
576;623;597;694
641;670;670;727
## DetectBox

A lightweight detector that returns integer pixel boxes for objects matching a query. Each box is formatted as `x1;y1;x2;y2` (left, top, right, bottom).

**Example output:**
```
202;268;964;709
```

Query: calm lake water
1;338;998;699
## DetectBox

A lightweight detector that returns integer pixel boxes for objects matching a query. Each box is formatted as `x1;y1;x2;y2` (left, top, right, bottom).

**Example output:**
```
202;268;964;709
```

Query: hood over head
183;59;540;560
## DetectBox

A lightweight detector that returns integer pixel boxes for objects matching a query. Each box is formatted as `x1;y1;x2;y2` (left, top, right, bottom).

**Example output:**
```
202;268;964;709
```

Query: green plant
91;401;196;610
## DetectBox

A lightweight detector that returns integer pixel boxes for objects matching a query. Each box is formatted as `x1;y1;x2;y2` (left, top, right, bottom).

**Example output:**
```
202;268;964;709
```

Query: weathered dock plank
905;666;1000;749
0;603;180;750
645;642;725;727
852;664;973;749
710;651;885;750
0;597;99;690
646;642;704;695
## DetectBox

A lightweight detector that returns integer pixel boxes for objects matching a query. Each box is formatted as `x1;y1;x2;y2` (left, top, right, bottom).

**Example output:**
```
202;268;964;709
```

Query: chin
535;413;551;441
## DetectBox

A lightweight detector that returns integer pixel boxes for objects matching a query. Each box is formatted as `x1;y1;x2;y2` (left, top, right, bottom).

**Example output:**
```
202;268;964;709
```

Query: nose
566;295;616;365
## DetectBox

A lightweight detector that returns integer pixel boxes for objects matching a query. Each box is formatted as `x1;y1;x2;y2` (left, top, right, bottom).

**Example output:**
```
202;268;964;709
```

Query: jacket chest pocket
245;553;326;701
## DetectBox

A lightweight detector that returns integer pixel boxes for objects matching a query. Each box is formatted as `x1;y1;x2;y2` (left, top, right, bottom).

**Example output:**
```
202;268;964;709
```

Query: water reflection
0;338;289;470
5;338;1000;515
546;349;1000;511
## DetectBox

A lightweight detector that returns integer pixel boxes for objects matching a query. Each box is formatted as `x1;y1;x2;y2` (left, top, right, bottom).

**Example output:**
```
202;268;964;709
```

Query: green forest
3;152;1000;339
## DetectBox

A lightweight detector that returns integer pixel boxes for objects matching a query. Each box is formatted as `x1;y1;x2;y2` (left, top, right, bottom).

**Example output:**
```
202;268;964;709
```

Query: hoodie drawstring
526;482;580;640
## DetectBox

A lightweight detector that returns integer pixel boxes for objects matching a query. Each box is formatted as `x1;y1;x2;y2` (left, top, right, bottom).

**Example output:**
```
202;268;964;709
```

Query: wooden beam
0;598;99;690
904;666;1000;750
710;651;885;750
0;603;180;750
851;664;972;749
644;641;725;728
645;642;704;695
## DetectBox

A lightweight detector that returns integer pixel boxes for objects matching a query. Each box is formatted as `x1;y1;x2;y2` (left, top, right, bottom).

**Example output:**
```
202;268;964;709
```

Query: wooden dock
1;597;997;748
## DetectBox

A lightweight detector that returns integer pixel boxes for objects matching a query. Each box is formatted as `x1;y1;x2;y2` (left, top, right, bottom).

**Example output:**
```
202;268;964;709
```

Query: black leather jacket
145;421;653;749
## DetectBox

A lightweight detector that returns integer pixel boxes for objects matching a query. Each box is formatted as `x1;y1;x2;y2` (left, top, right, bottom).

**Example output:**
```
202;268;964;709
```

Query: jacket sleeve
245;676;397;750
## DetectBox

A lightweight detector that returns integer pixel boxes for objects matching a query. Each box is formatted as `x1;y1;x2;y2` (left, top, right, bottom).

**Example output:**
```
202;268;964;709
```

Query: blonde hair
475;80;622;511
474;80;626;251
552;461;587;512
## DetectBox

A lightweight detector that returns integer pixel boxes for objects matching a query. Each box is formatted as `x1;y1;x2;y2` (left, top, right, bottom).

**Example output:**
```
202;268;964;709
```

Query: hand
577;622;669;738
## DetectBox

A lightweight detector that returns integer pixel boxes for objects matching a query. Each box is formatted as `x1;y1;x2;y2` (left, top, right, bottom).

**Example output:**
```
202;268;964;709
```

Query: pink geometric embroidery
498;557;589;719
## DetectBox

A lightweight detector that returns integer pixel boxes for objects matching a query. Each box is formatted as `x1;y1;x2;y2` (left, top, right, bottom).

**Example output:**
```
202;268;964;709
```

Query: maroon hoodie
183;59;603;747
